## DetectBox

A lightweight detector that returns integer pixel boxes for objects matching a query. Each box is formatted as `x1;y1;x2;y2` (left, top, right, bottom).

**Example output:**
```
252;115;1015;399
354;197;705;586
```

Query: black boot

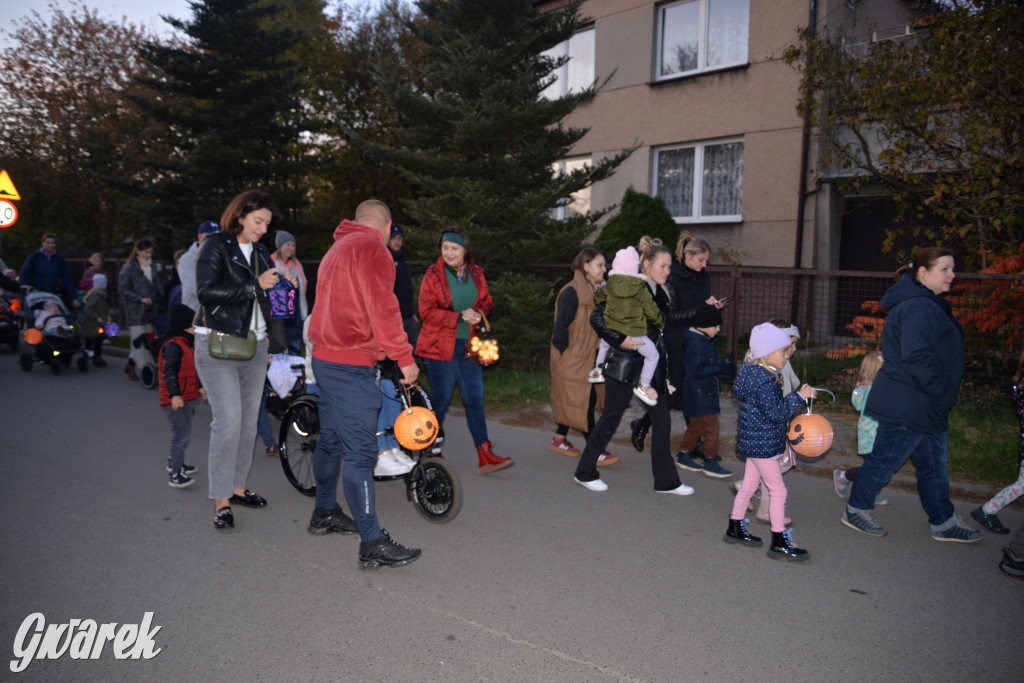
630;416;650;453
768;530;809;562
724;518;762;547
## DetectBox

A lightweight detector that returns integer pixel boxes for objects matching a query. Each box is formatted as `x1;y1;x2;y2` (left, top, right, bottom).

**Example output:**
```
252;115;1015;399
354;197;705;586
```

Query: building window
541;28;595;100
657;0;749;80
654;139;743;222
549;158;592;220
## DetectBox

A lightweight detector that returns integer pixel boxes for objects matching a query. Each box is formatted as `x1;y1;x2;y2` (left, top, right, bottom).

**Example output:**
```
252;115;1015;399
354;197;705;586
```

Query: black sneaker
999;547;1024;580
358;529;421;570
168;468;195;489
308;504;358;535
166;460;198;475
970;506;1009;534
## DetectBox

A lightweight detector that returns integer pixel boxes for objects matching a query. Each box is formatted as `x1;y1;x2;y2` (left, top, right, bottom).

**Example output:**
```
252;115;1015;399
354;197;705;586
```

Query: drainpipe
793;0;817;269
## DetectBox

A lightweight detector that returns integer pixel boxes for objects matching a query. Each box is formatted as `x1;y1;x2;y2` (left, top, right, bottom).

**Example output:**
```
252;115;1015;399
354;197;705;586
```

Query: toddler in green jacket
589;246;664;406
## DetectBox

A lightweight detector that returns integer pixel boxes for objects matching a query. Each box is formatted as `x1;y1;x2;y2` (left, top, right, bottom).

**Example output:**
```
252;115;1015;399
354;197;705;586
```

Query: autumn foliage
826;300;885;359
948;250;1024;352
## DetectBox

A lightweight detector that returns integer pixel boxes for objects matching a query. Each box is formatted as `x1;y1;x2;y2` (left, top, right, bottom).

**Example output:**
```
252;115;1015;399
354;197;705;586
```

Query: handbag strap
477;311;490;332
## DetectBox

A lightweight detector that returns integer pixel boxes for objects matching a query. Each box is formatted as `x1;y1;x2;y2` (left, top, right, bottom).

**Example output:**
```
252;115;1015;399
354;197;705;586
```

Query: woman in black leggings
573;237;694;495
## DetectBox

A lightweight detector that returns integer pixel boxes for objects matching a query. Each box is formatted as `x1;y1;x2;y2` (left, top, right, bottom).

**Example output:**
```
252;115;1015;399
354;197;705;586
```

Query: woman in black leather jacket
193;189;293;530
572;238;693;495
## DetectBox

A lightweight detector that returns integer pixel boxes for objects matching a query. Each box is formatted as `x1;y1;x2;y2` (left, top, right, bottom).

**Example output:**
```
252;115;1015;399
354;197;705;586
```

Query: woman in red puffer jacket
416;226;512;475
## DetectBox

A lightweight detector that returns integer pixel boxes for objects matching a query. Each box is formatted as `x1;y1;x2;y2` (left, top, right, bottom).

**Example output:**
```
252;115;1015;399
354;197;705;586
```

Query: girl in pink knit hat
589;246;665;406
725;322;816;562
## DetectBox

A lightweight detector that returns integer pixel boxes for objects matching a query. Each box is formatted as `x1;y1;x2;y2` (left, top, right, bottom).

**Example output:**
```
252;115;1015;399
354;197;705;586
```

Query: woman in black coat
632;233;729;475
573;238;693;495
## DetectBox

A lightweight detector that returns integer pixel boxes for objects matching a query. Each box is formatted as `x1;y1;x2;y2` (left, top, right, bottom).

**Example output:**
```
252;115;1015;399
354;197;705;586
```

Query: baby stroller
0;290;20;352
278;359;462;524
19;291;89;374
131;331;160;389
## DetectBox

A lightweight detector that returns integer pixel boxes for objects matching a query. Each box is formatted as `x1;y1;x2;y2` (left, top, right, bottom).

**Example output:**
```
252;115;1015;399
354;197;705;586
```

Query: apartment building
539;0;911;269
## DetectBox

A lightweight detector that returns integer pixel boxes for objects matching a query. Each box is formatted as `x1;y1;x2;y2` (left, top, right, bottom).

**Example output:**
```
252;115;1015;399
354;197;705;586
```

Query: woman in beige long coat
549;247;618;466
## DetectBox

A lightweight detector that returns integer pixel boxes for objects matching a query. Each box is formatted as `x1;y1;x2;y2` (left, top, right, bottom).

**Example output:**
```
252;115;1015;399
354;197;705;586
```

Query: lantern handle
805;387;836;414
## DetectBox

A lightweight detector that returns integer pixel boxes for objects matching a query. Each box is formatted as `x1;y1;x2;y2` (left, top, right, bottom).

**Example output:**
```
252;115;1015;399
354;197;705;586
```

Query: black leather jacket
194;231;285;352
590;282;670;391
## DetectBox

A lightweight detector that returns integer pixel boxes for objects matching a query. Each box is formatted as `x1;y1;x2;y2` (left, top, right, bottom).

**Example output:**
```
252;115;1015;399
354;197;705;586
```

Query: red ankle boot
477;441;513;475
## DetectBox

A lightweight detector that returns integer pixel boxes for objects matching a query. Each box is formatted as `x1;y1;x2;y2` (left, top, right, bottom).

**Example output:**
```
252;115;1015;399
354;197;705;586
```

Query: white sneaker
657;482;694;496
391;448;416;470
632;384;658;406
574;476;608;492
374;448;414;477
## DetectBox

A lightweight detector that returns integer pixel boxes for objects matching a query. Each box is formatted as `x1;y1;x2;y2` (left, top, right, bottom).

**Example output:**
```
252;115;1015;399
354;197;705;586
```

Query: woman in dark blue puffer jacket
843;247;982;543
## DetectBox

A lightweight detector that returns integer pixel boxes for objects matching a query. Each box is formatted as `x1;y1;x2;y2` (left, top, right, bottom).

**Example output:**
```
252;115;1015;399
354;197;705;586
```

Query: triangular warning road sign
0;170;20;201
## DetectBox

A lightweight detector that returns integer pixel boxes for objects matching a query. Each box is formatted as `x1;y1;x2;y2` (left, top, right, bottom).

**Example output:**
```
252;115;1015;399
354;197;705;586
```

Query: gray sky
1;1;387;45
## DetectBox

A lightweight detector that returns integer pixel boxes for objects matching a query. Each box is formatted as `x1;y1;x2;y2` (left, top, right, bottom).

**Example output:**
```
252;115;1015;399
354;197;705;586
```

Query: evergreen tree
357;0;633;269
595;188;680;255
301;0;421;255
130;0;322;247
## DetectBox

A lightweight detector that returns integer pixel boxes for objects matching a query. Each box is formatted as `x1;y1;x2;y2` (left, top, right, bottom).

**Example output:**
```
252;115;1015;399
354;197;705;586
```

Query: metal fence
706;266;1023;394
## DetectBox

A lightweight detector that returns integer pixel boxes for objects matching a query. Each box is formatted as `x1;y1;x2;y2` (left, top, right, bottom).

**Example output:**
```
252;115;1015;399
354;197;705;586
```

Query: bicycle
277;360;462;523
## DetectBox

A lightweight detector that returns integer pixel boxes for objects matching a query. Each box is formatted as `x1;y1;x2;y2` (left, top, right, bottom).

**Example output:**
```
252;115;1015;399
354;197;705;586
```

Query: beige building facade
540;0;912;269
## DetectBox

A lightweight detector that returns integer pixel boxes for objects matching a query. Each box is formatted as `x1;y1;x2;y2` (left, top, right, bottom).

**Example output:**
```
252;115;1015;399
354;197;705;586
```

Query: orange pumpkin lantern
23;328;43;345
394;406;439;451
787;412;834;461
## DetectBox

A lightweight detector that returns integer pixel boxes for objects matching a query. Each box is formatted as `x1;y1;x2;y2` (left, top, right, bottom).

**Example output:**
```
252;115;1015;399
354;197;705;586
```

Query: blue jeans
848;422;955;526
424;338;488;446
312;359;382;542
163;401;196;471
377;378;402;452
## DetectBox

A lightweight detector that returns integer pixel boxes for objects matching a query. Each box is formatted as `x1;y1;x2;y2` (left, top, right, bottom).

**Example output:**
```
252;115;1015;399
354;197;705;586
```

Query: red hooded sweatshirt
309;220;414;368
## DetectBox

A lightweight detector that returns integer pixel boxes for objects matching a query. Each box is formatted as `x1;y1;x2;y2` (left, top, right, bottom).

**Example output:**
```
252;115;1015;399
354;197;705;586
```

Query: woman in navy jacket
843;247;982;542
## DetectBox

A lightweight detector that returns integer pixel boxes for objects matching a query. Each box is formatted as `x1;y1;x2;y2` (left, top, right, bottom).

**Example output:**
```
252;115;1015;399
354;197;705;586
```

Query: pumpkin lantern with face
394;405;439;451
787;411;834;461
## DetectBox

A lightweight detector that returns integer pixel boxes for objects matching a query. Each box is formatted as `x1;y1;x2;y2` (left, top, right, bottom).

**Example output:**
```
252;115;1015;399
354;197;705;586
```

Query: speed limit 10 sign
0;199;18;228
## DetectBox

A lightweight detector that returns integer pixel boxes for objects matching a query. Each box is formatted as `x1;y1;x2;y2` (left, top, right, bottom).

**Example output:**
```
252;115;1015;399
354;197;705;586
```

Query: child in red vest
159;304;206;488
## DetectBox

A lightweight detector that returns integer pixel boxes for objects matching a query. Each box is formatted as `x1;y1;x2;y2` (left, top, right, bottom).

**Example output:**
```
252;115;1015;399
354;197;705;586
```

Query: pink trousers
731;456;788;532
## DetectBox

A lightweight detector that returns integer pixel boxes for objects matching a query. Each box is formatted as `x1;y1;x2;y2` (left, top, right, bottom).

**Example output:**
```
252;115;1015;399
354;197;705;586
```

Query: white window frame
653;138;743;223
550;157;592;220
655;0;749;82
540;28;595;100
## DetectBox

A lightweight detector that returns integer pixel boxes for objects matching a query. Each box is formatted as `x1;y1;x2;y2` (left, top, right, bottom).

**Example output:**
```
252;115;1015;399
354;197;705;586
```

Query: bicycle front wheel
279;395;319;496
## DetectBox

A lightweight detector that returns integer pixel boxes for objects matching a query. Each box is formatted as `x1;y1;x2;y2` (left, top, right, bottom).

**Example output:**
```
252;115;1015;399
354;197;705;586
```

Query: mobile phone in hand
716;295;733;305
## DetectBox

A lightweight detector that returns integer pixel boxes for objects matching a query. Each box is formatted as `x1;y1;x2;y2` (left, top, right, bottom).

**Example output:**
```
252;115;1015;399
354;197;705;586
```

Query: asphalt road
1;353;1021;682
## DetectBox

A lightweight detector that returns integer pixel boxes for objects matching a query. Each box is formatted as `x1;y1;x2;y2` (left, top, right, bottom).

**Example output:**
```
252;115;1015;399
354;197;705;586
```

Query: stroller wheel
50;360;62;375
140;363;158;389
77;355;89;373
19;353;33;372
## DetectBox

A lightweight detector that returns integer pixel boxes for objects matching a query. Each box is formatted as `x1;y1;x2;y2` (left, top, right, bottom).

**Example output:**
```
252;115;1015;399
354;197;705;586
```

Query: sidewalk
490;393;1005;504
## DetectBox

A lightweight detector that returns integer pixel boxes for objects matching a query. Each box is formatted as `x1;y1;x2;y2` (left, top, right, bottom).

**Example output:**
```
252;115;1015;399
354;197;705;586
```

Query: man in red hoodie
308;199;422;569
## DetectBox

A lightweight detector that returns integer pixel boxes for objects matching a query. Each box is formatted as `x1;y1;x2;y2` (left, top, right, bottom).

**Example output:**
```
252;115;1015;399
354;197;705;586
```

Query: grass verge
479;366;1018;486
